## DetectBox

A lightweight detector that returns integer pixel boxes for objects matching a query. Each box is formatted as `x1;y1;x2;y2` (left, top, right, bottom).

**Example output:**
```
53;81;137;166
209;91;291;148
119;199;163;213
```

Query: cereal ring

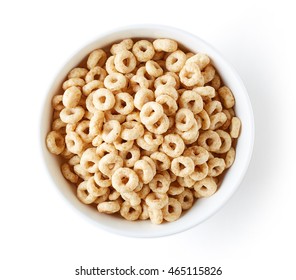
165;50;186;72
136;66;155;88
89;111;104;136
177;176;195;188
154;74;177;89
98;153;123;177
214;130;232;153
148;207;163;224
225;147;236;168
162;198;182;222
175;108;195;132
142;156;157;178
62;86;82;108
196;110;211;130
94;171;112;188
87;49;107;69
194;177;217;198
65;132;84;154
183;146;209;165
134;88;154;110
121;121;144;141
62;78;85;91
130;74;150;92
230;117;241;138
153;39;178;52
60;106;85;124
190;162;208;181
220;109;232;130
52;95;64;111
97;201;120;214
145;192;168;209
153;51;165;61
105;55;118;74
77;181;97;204
61;163;78;183
143;131;163;146
134;159;154;184
68;67;88;79
120;201;141;221
139;201;149;220
94;189;112;204
198;130;221;152
121;191;141;207
132;40;155;62
114;137;134;152
202;64;215;83
171;156;195;177
110;39;134;55
146;60;163;77
205;100;222;116
112;167;139;192
104;73;127;91
168;182;184;196
154;85;178;100
87;177;109;197
102;120;121;143
85;66;107;83
177;189;194;210
109;189;121;200
210;73;221;90
74;164;91;181
155;94;178;116
105;109;126;124
180;62;204;87
114;92;134;115
209;112;227;130
119;145;140;168
68;155;80;166
145;115;170;135
82;80;104;96
208;158;225;177
60;148;74;159
186;53;210;70
85;92;98;113
137;184;150;200
136;135;158;152
149;173;170;194
114;50;137;74
150;152;171;171
46;131;65;155
179;90;203;114
161;134;185;158
75;120;93;143
80;148;100;173
193;86;216;99
96;142;118;157
218;86;235;109
140;101;163;125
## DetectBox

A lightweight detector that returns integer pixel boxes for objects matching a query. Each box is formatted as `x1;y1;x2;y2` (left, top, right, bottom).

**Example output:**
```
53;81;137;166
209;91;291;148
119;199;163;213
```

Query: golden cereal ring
210;73;221;90
193;177;217;198
94;171;111;188
145;114;170;135
65;131;84;154
155;94;178;116
190;162;208;181
153;39;178;52
202;64;216;83
85;66;107;83
52;95;64;111
97;201;120;214
114;92;134;115
120;201;142;221
209;112;227;130
68;67;88;79
177;176;195;188
77;181;97;204
196;110;211;130
218;86;235;109
92;88;115;111
132;40;155;62
198;130;221;152
119;145;140;168
60;148;74;159
175;108;195;132
177;189;194;210
180;62;204;87
82;80;104;96
153;51;165;61
62;78;85;91
94;189;112;204
121;191;141;207
114;50;137;74
80;148;100;173
87;49;107;69
46;131;65;155
62;86;82;108
61;163;78;183
193;86;216;99
142;157;157;178
171;156;195;177
130;74;150;92
146;60;163;77
225;147;236;168
149;173;170;194
109;189;121;200
205;100;223;116
148;207;163;224
96;142;118;157
85;92;98;113
114;137;134;152
105;55;118;74
176;119;199;145
214;130;232;153
104;73;127;91
183;146;209;165
165;50;186;72
87;176;109;197
150;152;171;171
145;192;168;209
98;153;123;177
220;109;232;130
89;111;104;136
126;112;141;122
137;185;150;200
136;66;155;88
168;182;184;196
60;106;85;124
134;159;154;184
179;90;203;114
162;198;182;222
230;117;241;138
161;134;185;158
140;101;163;125
74;164;91;181
139;201;149;220
92;134;103;147
154;85;178;100
143;131;163;146
102;120;121;143
68;155;80;166
110;39;134;55
154;74;177;89
186;53;210;70
208;158;225;177
121;121;144;141
112;167;139;192
134;88;154;110
75;120;93;143
136;135;158;152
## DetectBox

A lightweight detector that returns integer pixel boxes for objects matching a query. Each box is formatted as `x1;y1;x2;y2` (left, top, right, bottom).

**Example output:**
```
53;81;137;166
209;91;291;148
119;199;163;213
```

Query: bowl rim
40;24;255;238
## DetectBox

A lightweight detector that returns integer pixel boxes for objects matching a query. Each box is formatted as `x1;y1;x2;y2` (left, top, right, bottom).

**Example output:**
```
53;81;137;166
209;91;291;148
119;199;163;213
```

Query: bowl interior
41;25;254;237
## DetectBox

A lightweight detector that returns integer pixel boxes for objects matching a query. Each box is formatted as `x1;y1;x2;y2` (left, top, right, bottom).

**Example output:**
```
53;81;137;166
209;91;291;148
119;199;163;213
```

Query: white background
1;0;295;279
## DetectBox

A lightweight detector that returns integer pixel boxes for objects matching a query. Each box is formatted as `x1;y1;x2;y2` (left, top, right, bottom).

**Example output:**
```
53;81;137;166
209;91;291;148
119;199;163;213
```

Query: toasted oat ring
146;60;163;77
145;115;170;135
145;192;169;209
75;120;94;143
121;121;144;141
149;173;170;194
114;137;134;152
209;112;227;130
80;148;100;173
202;64;216;83
168;182;184;196
230;117;241;138
186;53;210;70
183;146;209;165
161;134;185;158
154;85;178;100
52;95;64;111
97;201;120;214
73;164;91;181
85;66;107;83
198;130;222;152
65;131;84;154
77;181;97;204
143;131;163;146
89;111;104;136
150;152;171;171
196;110;210;130
153;39;178;52
171;156;195;177
62;86;82;108
104;109;126;124
87;176;109;197
119;145;140;168
214;130;232;153
68;67;88;79
180;62;204;87
134;159;154;184
208;158;226;177
136;135;158;152
85;92;97;113
132;40;155;62
121;191;141;207
175;108;195;132
154;74;177;89
193;177;217;198
98;153;123;177
82;80;104;96
60;106;85;124
179;90;203;114
218;86;235;109
114;92;134;115
205;100;223;116
190;162;208;181
140;101;163;125
46;131;65;155
110;39;134;55
96;142;118;157
104;72;127;91
61;163;78;183
94;171;112;188
193;86;216;99
155;94;178;116
162;198;182;222
134;88;154;110
177;176;195;188
105;55;118;74
148;207;163;224
139;201;149;220
166;50;186;72
87;49;107;69
62;78;85;91
136;67;155;88
225;147;236;168
112;167;139;192
102;120;121;143
114;50;137;74
176;189;194;210
120;201;142;221
108;189;121;201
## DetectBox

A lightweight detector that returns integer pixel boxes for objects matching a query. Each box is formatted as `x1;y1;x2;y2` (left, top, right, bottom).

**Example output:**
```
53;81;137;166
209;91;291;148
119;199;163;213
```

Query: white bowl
40;25;254;238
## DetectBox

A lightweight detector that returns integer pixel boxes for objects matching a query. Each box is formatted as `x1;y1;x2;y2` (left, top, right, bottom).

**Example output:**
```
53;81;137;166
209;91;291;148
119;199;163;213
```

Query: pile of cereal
46;38;241;224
